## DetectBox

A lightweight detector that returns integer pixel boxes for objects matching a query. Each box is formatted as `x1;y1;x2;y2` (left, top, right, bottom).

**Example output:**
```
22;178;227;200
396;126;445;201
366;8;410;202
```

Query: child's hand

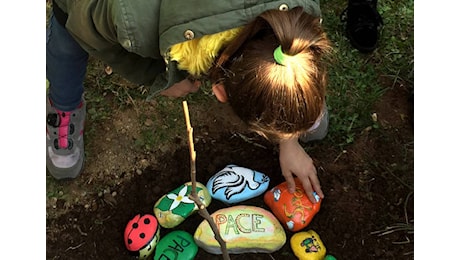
279;138;324;204
160;79;201;97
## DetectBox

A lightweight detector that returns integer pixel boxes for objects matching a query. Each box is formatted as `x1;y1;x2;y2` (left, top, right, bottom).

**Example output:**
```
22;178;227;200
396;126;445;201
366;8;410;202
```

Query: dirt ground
46;59;414;259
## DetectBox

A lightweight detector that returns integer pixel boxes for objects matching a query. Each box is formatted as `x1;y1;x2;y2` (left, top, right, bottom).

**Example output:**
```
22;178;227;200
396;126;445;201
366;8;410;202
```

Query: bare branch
182;101;230;260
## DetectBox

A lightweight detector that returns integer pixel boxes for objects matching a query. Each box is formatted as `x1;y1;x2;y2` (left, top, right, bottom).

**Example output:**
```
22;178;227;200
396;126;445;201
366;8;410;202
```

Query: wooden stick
182;101;230;260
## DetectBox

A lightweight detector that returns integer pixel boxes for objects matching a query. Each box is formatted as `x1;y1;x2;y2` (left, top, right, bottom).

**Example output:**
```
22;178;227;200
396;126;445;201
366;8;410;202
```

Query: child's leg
46;12;89;179
46;13;88;111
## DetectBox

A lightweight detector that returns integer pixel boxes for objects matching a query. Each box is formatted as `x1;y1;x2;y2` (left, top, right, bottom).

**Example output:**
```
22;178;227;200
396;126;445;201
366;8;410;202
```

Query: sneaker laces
47;110;74;150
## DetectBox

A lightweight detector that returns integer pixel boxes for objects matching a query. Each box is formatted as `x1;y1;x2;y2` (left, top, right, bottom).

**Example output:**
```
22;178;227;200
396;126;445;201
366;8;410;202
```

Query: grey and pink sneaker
46;96;86;179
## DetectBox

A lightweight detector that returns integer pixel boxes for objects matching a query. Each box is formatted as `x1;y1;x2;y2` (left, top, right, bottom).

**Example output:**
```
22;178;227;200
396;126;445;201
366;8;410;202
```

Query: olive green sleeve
88;45;166;87
62;0;166;87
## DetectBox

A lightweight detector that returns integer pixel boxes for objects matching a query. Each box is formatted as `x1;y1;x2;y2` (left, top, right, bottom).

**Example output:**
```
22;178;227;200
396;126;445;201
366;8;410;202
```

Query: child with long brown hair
47;0;331;203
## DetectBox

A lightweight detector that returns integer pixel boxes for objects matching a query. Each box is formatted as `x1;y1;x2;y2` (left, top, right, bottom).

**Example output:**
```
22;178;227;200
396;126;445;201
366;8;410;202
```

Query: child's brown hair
208;6;332;142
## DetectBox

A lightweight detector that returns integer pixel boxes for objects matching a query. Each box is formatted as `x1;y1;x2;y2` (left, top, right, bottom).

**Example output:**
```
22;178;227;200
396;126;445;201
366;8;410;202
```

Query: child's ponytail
209;7;332;142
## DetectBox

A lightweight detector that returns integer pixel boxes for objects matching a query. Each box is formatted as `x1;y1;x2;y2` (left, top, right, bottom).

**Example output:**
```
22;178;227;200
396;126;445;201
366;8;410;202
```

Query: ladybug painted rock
124;214;160;259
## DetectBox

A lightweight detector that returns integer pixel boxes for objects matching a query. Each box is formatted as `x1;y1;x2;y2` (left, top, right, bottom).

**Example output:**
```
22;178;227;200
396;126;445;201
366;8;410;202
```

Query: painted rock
194;205;286;254
264;178;321;232
206;164;270;204
124;214;160;260
154;230;198;260
290;230;327;260
154;182;211;228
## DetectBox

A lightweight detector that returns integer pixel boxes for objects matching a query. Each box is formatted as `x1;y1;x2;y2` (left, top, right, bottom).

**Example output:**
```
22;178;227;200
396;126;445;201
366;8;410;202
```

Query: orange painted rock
263;178;321;232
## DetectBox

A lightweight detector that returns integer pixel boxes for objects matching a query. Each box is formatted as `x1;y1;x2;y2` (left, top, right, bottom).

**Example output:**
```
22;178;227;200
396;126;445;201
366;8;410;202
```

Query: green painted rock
154;182;211;228
154;230;198;260
194;205;286;254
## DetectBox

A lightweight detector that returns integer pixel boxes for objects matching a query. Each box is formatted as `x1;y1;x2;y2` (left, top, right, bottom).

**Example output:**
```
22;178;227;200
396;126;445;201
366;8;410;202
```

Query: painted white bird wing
212;170;246;199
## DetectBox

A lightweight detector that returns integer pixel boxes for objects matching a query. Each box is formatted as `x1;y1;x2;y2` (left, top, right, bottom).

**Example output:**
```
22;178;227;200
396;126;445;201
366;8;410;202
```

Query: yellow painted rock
154;182;211;228
194;205;286;254
290;230;326;260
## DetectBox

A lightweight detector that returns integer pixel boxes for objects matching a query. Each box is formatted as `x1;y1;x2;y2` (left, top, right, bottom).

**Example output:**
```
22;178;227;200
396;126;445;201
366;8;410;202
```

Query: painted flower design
155;184;203;218
166;185;194;211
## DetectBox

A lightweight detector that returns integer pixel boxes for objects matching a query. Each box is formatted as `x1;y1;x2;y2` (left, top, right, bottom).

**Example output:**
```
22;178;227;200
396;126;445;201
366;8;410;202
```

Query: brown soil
46;62;414;260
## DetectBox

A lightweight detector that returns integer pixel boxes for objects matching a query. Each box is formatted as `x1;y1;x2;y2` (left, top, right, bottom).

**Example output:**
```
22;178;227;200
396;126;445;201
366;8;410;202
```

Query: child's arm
159;79;201;97
279;137;324;204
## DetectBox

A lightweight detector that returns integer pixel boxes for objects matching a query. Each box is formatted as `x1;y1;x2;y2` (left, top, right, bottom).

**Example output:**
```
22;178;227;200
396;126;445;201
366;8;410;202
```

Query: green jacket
54;0;321;93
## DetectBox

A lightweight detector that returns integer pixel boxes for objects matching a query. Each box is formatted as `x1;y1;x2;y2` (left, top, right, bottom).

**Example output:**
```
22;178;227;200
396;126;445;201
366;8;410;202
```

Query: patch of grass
134;96;187;151
45;176;77;206
133;79;216;151
377;1;414;81
46;176;64;199
320;0;414;147
83;59;149;146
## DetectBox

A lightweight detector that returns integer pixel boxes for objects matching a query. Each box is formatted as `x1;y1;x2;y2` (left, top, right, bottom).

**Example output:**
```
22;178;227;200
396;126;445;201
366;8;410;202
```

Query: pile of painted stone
123;164;336;260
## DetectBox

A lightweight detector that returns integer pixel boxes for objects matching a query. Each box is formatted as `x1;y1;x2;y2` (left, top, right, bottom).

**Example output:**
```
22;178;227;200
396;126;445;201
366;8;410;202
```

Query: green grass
135;96;187;150
320;0;414;147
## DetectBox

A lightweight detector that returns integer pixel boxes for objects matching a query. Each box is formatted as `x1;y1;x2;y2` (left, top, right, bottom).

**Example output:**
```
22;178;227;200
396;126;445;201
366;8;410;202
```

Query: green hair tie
273;45;290;66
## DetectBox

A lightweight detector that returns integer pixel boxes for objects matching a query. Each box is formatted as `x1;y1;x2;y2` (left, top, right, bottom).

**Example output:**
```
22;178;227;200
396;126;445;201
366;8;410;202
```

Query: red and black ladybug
124;214;160;259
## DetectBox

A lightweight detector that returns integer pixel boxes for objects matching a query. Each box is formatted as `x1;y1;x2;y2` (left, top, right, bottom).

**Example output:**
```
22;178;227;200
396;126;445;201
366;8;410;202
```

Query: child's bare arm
160;79;201;97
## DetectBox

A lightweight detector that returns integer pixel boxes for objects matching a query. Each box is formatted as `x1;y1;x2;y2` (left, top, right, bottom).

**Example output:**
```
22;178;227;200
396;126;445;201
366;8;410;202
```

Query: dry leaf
104;65;113;75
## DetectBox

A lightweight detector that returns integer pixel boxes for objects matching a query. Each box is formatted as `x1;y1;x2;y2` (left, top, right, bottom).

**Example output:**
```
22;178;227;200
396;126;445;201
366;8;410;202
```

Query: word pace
214;213;265;235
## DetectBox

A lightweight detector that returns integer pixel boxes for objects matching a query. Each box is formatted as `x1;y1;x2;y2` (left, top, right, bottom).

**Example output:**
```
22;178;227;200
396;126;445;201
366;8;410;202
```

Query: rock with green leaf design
154;182;211;228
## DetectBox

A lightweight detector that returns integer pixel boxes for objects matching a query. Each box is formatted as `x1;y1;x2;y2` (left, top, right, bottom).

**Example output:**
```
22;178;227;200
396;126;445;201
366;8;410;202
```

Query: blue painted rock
264;178;321;232
206;164;270;204
124;214;160;260
194;205;286;254
154;182;211;228
290;230;335;260
154;230;198;260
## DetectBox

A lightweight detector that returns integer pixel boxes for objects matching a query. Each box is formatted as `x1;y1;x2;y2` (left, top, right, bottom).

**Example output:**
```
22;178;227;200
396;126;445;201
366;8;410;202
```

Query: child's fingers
282;171;296;193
